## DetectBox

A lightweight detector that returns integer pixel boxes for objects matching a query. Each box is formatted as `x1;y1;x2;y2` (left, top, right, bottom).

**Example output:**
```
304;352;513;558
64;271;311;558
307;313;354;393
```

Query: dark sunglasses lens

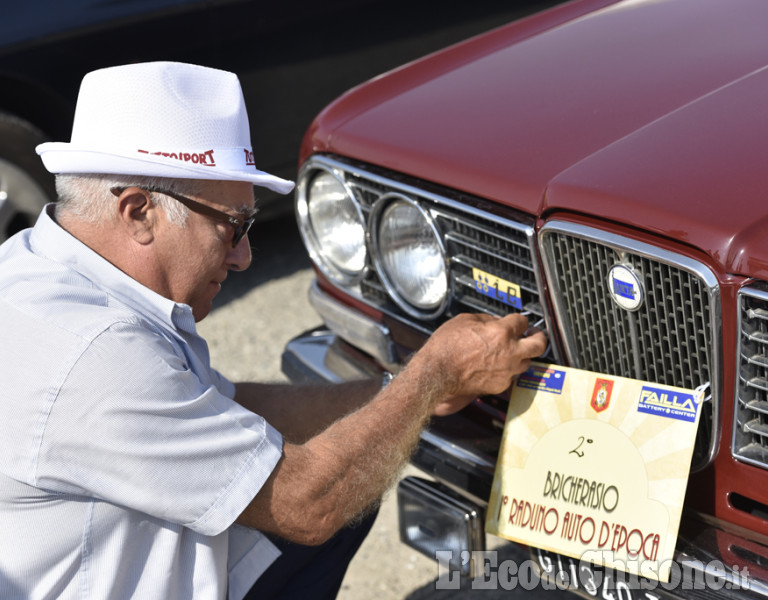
232;220;253;247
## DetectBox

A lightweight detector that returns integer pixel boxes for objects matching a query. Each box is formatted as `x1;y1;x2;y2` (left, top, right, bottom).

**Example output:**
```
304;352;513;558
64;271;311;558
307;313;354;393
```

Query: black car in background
0;0;563;243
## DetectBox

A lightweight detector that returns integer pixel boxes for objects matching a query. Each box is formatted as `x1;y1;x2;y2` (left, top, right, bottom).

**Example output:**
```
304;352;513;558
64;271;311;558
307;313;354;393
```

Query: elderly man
0;62;546;599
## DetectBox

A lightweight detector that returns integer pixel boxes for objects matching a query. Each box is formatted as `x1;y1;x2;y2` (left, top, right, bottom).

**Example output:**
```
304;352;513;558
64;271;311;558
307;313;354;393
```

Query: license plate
532;548;668;600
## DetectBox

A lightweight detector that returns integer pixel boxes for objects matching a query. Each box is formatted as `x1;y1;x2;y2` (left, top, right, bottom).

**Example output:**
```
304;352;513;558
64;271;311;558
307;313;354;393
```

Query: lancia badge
607;264;644;311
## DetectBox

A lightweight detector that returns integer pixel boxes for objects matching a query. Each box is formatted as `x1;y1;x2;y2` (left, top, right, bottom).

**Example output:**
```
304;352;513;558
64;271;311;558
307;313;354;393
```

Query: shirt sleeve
35;320;283;536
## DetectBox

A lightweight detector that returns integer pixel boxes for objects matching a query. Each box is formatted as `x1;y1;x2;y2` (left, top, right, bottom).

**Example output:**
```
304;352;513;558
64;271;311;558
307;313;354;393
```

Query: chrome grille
321;157;543;329
734;286;768;468
540;222;720;470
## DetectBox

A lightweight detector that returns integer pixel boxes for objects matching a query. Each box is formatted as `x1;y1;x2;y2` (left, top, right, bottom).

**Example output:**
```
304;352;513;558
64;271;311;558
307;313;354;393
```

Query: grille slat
746;399;768;415
745;352;768;368
744;420;768;438
742;376;768;393
445;233;533;272
437;211;533;253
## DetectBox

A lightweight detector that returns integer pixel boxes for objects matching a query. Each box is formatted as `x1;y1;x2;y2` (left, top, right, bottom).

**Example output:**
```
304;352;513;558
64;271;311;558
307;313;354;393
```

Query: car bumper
280;283;768;598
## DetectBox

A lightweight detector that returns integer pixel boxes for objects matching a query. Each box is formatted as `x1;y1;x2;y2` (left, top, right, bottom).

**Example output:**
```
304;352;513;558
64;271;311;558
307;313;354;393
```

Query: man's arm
235;313;547;545
233;379;381;444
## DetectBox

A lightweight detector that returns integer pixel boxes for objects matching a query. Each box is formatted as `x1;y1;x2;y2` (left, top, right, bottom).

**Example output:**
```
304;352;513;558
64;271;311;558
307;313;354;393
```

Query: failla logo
590;378;613;413
637;385;698;423
243;148;255;166
138;149;216;166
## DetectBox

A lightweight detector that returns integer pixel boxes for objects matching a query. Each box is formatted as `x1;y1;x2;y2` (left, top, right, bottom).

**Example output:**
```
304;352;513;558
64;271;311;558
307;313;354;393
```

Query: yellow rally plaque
486;362;704;582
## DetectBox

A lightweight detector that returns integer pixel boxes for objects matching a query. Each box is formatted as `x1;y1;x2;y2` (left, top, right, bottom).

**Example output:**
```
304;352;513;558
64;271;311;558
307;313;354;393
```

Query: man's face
154;179;255;321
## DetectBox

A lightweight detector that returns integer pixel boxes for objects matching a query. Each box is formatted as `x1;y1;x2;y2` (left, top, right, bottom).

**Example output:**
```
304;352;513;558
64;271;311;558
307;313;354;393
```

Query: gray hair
54;174;205;227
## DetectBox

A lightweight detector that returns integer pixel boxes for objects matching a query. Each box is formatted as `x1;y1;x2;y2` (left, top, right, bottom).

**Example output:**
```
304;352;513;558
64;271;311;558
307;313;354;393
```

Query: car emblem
607;264;644;311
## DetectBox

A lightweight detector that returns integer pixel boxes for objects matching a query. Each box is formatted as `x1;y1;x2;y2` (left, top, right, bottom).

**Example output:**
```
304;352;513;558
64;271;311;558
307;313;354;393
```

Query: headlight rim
369;192;450;320
296;163;368;287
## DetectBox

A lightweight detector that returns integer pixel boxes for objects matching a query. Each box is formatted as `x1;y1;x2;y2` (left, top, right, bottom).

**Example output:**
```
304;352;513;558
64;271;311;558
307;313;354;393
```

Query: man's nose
227;234;252;271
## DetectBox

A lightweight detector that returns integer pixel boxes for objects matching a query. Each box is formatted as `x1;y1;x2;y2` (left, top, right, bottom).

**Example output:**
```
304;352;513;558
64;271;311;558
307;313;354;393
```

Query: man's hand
411;313;548;416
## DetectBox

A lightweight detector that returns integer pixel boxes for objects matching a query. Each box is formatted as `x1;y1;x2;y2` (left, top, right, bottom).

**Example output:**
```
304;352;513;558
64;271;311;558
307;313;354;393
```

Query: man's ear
115;187;156;244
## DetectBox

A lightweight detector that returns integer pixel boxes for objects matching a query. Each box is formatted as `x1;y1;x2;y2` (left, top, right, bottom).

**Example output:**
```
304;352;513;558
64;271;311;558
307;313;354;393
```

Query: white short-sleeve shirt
0;207;284;599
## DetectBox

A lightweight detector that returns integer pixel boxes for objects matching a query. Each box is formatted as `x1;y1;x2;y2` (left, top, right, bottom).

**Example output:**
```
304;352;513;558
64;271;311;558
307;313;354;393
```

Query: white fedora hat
36;61;295;194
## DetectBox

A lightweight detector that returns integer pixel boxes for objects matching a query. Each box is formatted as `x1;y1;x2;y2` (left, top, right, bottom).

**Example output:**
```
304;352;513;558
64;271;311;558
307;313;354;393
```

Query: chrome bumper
281;284;768;598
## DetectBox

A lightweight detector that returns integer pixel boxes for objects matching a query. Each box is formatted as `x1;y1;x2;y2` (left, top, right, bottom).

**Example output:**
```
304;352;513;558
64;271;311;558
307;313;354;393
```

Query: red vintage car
282;0;768;597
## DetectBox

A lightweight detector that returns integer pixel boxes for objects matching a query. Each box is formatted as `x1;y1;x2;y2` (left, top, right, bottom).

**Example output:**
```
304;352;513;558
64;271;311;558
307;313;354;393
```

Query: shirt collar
29;205;197;334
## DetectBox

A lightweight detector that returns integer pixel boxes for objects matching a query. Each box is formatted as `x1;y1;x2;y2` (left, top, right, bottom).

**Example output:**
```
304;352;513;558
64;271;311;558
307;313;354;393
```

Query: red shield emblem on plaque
591;378;614;413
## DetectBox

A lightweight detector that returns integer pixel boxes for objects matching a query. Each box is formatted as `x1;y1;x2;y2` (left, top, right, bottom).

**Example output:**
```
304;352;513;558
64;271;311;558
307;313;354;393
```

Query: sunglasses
110;186;255;248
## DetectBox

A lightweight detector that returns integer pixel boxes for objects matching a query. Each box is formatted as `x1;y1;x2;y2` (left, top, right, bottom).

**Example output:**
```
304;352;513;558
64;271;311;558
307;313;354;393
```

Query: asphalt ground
198;215;567;599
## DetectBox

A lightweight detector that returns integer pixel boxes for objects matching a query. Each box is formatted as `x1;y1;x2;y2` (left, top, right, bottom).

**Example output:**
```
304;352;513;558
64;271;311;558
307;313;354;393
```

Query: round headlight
299;169;367;284
372;195;448;317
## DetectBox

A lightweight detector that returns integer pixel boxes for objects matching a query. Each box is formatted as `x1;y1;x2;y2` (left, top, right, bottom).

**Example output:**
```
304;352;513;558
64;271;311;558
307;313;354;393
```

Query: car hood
309;0;768;278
